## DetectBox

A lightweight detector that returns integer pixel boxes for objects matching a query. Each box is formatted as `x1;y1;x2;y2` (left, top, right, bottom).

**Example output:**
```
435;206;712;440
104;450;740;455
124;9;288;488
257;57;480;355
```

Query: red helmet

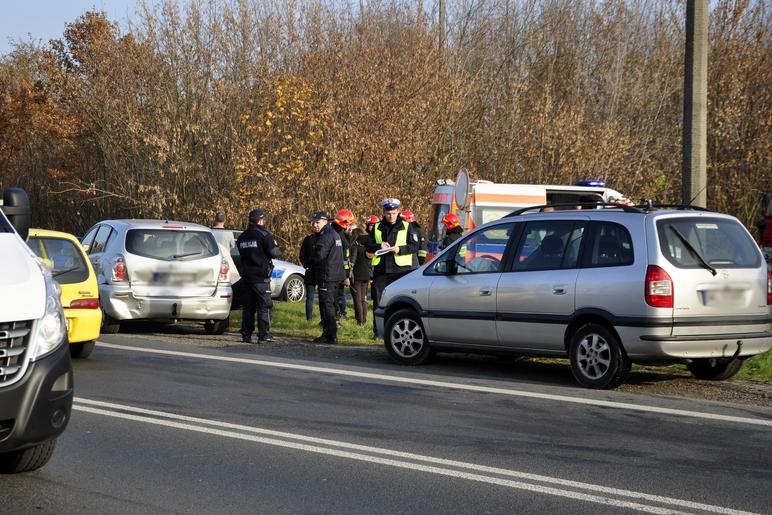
442;213;460;229
366;215;379;225
334;209;355;229
400;209;416;223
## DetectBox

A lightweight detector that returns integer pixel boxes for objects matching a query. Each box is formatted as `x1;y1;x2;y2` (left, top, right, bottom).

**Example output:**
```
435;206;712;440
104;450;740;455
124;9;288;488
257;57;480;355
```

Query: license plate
704;290;743;305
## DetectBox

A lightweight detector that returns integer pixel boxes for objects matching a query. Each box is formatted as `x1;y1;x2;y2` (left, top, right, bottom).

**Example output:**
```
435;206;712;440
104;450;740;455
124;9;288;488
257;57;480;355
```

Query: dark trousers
372;273;401;335
241;279;272;338
305;282;316;321
336;281;347;318
350;281;368;325
318;281;338;342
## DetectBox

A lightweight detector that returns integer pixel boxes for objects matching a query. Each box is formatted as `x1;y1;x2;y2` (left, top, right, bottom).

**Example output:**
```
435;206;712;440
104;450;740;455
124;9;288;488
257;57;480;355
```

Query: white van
0;187;73;473
427;175;630;259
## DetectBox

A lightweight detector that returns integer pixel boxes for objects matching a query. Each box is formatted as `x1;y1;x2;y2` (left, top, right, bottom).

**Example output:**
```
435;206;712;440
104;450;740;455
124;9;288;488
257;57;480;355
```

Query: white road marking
73;398;758;515
96;341;772;427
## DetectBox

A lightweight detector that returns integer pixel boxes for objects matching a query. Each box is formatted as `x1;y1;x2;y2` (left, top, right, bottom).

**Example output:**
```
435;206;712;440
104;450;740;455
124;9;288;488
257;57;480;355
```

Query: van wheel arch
564;314;625;355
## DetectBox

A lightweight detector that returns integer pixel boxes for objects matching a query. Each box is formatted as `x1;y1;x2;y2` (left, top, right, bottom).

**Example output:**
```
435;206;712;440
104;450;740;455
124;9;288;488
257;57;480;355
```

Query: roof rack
634;202;712;213
506;202;643;217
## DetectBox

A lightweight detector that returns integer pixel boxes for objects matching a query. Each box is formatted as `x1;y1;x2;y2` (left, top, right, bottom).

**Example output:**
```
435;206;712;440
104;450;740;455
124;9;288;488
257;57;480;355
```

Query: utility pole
438;0;446;52
682;0;708;207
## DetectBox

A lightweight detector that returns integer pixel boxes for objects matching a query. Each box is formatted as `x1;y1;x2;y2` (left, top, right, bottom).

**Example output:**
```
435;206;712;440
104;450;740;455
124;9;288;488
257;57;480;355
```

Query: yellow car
27;229;102;358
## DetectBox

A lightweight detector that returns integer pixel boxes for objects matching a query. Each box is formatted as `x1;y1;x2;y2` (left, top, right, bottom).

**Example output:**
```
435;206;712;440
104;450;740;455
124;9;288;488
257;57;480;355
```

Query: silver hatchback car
376;204;772;388
81;220;232;334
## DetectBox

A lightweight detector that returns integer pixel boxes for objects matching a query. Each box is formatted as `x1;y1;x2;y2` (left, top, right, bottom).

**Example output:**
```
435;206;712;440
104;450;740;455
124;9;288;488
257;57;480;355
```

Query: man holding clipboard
365;198;421;338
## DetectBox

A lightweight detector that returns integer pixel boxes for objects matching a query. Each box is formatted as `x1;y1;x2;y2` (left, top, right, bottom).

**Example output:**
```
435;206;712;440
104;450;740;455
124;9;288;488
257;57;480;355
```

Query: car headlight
271;269;285;279
30;264;67;361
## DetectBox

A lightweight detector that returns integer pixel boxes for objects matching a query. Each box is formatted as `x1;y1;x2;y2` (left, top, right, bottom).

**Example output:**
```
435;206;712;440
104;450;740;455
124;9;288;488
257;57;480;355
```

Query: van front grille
0;320;33;386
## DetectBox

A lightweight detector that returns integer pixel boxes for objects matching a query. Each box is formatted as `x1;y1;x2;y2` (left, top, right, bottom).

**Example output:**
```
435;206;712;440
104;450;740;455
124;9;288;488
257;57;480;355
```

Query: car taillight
767;270;771;305
113;255;127;281
219;258;229;282
70;298;100;309
645;265;673;308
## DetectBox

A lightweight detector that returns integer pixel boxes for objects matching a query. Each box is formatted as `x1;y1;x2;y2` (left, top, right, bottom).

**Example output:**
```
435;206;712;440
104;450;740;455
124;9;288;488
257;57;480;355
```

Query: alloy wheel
576;333;611;380
389;318;425;359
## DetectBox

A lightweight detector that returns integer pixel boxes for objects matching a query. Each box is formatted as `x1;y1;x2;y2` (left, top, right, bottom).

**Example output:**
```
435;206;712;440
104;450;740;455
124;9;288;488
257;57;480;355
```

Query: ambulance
425;169;630;259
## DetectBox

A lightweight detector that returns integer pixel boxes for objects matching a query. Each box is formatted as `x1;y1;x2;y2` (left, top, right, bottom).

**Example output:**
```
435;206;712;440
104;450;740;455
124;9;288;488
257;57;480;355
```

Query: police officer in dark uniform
236;208;281;343
307;211;344;344
365;198;420;337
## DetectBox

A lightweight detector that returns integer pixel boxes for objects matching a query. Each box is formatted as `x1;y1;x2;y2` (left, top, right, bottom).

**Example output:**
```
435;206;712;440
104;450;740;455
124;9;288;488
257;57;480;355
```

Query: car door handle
552;287;566;295
479;288;492;296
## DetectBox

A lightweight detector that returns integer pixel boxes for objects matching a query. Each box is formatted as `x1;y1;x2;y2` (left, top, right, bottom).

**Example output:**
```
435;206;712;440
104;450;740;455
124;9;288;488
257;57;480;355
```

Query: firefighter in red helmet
439;213;463;250
399;209;428;265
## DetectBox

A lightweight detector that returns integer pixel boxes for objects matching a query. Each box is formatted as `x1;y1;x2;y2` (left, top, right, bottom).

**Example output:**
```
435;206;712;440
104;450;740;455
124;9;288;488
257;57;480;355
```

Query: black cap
309;211;328;221
248;208;265;221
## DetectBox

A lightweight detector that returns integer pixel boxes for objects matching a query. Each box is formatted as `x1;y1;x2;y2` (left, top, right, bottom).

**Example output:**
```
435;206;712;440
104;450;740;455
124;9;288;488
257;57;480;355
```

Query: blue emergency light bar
573;180;606;187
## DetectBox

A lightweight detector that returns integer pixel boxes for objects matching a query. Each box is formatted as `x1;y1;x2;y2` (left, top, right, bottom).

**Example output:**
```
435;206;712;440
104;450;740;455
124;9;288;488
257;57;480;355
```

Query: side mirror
2;187;31;241
433;258;455;275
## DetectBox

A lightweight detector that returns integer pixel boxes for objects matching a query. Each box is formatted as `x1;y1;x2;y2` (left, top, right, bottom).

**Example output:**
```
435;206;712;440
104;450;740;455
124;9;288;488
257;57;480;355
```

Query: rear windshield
126;229;218;261
657;217;761;269
27;236;89;284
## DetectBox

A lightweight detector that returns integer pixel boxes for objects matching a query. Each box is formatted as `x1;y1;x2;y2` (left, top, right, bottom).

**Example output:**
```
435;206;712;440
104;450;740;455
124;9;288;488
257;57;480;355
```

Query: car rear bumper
0;341;73;453
620;326;772;360
101;285;232;322
63;307;102;343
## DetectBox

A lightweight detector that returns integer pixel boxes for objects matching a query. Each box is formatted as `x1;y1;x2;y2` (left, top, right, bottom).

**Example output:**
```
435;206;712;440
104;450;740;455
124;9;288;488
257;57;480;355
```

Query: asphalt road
2;330;771;514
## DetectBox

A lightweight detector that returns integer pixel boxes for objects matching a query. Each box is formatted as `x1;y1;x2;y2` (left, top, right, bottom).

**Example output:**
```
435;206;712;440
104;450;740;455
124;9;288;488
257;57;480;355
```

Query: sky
0;0;142;55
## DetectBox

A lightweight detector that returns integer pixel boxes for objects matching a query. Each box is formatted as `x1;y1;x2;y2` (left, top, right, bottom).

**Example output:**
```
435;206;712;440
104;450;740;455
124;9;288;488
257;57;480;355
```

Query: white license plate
704;290;743;305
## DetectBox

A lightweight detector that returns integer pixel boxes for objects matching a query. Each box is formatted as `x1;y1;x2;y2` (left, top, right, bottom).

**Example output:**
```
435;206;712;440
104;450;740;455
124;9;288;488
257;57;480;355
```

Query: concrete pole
439;0;446;52
682;0;709;207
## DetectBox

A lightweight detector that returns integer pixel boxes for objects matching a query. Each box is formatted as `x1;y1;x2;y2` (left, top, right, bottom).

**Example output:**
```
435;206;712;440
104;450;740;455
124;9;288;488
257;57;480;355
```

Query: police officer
307;212;345;344
236;208;281;343
365;198;420;337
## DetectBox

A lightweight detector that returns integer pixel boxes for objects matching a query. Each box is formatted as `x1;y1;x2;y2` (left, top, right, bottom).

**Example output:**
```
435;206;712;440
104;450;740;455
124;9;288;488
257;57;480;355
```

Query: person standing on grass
348;227;372;326
236;208;281;344
307;212;344;344
299;221;318;322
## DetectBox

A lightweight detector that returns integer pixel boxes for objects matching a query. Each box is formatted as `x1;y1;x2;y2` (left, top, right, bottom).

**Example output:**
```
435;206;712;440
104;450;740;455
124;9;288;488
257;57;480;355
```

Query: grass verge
232;301;772;382
230;298;377;345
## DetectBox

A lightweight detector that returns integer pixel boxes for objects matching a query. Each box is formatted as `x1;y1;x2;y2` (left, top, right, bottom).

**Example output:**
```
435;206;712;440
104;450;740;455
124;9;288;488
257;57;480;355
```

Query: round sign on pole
454;167;470;210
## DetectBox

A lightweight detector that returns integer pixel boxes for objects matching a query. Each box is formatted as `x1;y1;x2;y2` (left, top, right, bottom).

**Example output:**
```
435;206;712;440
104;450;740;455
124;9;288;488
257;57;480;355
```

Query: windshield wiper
172;251;201;259
669;226;716;276
53;266;79;277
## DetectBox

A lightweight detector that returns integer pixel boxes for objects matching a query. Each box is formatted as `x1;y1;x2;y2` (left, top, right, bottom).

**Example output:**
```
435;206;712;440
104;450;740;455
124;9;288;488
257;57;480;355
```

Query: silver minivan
376;205;772;388
81;220;232;334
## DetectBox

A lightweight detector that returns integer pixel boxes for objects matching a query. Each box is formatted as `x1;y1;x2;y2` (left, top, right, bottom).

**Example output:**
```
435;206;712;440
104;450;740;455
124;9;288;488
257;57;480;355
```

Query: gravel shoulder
100;323;772;409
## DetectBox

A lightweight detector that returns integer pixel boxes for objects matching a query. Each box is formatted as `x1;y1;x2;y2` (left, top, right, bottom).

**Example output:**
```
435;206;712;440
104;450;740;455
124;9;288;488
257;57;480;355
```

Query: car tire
569;323;631;389
687;358;743;380
281;274;306;302
70;340;95;359
204;318;229;335
384;309;435;365
101;313;120;334
0;439;56;474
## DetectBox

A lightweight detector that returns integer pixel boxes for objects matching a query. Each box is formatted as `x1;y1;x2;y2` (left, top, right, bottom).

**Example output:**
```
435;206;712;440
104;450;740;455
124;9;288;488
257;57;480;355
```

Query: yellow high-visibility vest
372;221;413;267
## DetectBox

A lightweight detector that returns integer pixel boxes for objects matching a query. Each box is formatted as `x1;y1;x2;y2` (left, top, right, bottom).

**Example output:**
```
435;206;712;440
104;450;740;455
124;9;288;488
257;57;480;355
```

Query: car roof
29;228;80;242
100;219;213;231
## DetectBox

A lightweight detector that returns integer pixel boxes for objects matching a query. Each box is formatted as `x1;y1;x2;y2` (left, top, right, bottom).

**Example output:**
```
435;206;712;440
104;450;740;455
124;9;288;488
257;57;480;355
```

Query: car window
125;229;218;261
582;222;633;268
27;237;89;284
80;225;99;252
514;220;581;271
91;225;113;254
452;223;514;274
657;217;760;269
